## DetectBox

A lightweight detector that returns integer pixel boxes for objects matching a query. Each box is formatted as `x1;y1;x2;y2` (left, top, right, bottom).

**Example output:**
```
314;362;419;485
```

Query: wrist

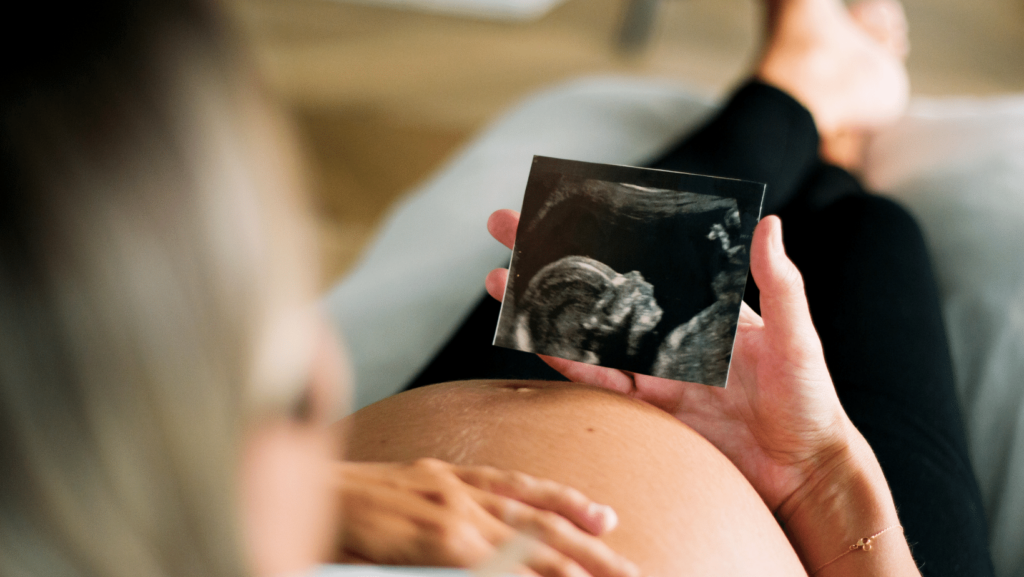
776;418;910;573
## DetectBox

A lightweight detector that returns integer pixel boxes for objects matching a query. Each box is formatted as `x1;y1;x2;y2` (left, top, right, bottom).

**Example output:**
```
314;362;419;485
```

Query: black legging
406;81;994;577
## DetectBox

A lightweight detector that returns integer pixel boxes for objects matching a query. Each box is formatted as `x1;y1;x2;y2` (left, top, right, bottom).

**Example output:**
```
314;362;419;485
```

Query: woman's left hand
335;458;639;577
484;209;854;517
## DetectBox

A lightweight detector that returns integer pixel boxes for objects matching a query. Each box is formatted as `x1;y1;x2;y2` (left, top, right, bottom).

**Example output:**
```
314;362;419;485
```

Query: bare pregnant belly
342;380;806;577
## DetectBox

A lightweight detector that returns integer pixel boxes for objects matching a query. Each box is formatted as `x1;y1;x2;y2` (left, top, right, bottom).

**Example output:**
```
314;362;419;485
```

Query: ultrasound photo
493;156;766;388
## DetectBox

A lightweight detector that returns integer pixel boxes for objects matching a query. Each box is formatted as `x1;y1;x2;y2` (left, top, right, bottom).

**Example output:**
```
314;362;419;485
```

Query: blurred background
226;0;1024;287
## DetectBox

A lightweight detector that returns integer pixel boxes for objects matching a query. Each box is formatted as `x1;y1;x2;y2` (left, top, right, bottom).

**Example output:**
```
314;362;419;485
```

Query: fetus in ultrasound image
514;255;662;365
493;156;765;387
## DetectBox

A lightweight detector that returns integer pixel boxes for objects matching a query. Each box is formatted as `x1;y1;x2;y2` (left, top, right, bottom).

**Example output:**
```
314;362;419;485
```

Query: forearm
778;418;920;577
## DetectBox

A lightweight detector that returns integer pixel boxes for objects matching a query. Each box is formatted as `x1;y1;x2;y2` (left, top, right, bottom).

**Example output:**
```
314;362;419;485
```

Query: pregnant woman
0;0;992;575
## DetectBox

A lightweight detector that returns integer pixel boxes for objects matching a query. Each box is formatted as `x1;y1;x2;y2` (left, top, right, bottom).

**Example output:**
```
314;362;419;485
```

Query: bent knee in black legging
782;193;950;394
780;189;958;420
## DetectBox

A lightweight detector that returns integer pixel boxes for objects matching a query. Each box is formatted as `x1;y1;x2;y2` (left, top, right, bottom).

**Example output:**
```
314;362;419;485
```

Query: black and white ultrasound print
493;156;766;388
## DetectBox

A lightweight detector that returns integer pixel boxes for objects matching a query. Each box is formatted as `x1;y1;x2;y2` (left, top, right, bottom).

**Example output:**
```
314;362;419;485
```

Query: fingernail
588;503;619;532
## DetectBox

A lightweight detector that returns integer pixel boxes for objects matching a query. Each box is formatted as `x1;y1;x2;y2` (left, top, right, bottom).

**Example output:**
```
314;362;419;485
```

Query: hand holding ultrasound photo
492;156;766;387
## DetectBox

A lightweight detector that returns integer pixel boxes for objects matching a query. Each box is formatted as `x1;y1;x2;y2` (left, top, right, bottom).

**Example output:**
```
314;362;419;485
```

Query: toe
849;0;910;59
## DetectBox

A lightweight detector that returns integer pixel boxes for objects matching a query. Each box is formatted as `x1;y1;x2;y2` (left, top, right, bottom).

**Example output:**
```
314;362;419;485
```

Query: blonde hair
0;2;316;576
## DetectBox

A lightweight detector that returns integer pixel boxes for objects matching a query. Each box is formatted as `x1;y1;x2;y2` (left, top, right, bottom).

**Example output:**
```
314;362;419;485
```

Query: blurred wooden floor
229;0;1024;286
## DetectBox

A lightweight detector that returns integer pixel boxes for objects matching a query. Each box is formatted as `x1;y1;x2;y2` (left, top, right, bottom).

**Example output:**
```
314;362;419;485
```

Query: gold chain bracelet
811;524;903;575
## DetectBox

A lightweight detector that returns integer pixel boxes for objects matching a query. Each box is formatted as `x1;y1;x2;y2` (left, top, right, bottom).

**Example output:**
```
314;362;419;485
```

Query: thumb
749;216;822;355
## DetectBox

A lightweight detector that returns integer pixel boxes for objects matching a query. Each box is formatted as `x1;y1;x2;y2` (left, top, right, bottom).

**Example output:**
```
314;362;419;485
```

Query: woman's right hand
335;458;640;577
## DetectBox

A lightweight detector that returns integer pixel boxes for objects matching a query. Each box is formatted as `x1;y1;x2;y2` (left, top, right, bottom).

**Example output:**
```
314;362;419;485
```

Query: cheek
240;423;340;577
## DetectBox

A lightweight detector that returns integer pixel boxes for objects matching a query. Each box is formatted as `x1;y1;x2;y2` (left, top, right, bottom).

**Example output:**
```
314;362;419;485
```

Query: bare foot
849;0;909;60
816;0;912;170
757;0;910;142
